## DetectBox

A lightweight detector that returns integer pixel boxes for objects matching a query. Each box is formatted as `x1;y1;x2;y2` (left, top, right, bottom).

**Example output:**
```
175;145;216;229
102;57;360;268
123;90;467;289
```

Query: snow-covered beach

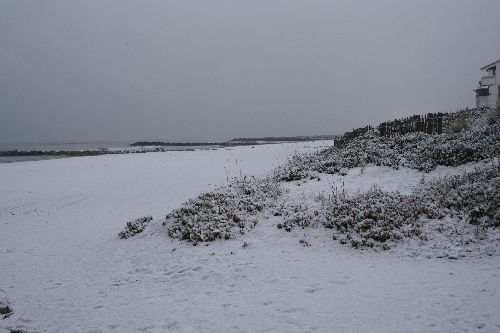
2;1;500;331
1;141;499;333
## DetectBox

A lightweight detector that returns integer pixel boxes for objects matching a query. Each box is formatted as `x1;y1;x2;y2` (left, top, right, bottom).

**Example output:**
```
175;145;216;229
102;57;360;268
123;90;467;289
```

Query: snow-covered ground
1;142;499;333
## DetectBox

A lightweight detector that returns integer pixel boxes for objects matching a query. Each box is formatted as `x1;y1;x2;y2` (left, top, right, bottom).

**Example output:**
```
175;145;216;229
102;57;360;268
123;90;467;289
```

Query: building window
475;86;489;97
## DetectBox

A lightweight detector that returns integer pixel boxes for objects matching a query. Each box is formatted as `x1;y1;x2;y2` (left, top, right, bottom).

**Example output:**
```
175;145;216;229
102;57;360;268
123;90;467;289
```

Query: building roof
481;59;500;71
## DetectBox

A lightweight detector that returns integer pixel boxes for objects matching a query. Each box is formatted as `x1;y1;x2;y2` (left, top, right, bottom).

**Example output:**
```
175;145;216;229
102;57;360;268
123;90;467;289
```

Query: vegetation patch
321;187;429;249
166;176;281;245
281;162;500;252
118;216;153;239
277;108;499;179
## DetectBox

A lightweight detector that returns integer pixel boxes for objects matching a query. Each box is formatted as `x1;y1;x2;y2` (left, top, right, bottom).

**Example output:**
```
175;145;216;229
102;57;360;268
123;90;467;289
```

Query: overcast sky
1;0;499;143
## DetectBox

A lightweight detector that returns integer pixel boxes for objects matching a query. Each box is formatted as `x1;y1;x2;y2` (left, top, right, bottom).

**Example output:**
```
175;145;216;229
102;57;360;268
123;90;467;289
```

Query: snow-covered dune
1;142;499;333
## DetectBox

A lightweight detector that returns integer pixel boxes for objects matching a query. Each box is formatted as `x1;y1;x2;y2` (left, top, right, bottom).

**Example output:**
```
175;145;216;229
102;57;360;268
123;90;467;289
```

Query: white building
475;59;499;109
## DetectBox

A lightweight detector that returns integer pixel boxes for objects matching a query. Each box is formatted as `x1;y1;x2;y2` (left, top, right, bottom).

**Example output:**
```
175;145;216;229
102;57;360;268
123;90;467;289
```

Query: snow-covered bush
442;106;490;132
486;107;500;125
322;124;500;173
273;162;498;253
319;162;499;250
118;216;153;239
274;154;312;182
276;203;315;232
415;162;500;228
320;186;431;249
166;176;282;245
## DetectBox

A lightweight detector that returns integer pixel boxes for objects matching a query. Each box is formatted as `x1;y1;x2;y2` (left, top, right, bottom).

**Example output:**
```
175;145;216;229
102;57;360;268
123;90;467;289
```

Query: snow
1;142;499;333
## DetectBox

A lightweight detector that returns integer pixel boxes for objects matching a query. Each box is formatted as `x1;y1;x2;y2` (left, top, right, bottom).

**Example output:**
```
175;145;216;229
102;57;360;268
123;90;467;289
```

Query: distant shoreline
129;135;338;147
0;135;337;160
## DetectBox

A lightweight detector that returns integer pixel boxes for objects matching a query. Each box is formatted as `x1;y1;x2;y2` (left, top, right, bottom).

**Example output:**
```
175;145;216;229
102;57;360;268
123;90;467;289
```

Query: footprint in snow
304;287;322;294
